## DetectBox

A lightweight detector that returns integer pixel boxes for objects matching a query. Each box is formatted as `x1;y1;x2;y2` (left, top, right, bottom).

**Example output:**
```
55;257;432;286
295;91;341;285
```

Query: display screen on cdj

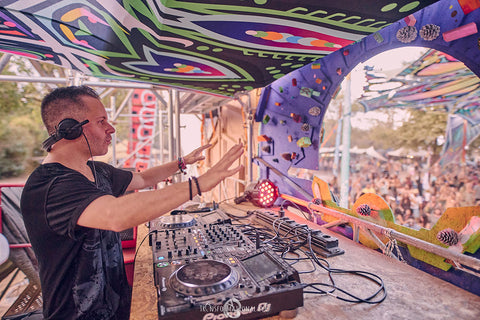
241;252;283;282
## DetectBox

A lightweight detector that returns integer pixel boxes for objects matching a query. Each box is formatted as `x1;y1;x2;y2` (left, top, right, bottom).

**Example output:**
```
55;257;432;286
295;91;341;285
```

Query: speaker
42;118;89;151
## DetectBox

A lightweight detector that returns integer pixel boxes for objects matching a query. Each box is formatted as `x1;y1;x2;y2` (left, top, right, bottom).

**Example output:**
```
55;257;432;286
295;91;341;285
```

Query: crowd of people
321;155;480;230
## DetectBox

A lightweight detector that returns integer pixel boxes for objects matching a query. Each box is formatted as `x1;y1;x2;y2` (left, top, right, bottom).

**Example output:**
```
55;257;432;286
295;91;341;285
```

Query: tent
387;147;430;158
0;0;440;97
320;145;387;161
365;146;388;161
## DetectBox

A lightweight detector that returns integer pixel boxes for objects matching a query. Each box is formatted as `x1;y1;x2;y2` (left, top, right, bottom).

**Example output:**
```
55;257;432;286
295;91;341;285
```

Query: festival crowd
322;156;480;230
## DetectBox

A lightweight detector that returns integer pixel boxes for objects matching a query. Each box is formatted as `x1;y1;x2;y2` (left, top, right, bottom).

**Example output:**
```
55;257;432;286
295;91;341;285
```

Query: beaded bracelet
192;176;202;196
178;157;187;174
188;178;193;200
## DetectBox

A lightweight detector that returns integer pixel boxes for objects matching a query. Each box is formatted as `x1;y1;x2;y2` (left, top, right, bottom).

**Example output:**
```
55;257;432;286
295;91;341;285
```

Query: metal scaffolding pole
246;96;254;184
110;95;117;166
174;89;181;162
152;90;167;165
340;73;352;208
0;54;12;73
281;193;480;272
167;89;175;163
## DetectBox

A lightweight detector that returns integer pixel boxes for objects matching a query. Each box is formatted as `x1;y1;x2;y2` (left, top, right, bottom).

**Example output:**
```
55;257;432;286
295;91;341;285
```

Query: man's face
81;96;115;156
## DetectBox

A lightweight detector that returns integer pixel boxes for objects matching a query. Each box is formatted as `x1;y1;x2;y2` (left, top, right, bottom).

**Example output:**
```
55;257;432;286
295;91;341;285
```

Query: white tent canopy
365;146;388;161
319;145;388;161
386;147;429;158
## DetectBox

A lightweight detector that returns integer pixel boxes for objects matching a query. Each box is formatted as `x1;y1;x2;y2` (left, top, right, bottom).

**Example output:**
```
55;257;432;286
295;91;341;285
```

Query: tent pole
333;105;342;177
174;89;182;174
167;89;175;164
110;95;117;166
0;54;12;73
340;73;352;208
462;119;467;164
158;98;164;165
247;95;253;184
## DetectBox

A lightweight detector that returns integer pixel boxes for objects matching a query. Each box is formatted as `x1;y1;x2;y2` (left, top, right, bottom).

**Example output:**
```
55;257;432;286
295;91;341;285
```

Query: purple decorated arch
254;0;480;200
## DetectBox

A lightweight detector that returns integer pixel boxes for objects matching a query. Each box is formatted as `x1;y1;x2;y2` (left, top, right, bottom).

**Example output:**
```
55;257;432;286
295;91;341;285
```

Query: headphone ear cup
57;118;83;140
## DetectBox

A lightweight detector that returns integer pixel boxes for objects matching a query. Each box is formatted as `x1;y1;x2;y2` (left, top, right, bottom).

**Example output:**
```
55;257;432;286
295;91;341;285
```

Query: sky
180;114;202;155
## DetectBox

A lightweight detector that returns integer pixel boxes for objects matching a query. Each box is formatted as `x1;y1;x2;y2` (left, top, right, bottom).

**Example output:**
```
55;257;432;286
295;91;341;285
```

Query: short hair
41;86;100;134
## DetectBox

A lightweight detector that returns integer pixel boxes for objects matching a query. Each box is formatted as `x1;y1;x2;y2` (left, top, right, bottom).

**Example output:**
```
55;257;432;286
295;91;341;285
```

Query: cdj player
149;208;304;320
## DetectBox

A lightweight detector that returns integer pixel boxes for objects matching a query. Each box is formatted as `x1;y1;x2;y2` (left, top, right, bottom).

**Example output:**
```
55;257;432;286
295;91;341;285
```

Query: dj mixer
149;208;304;319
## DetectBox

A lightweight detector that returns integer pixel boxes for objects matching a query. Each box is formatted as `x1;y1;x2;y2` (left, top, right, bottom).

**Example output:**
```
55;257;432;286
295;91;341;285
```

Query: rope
383;235;406;263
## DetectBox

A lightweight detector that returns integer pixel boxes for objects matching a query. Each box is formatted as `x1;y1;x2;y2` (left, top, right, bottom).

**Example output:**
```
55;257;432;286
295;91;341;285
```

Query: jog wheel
169;260;238;296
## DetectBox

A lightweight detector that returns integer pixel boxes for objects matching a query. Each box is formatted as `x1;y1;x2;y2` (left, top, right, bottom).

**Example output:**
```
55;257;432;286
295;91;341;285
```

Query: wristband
178;157;187;174
192;176;202;196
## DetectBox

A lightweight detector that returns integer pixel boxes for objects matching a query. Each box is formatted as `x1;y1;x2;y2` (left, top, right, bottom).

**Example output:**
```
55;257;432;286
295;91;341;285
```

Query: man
20;86;244;320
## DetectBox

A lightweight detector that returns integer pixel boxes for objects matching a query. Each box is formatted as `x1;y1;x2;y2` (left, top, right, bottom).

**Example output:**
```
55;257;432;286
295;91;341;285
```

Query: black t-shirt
20;161;133;320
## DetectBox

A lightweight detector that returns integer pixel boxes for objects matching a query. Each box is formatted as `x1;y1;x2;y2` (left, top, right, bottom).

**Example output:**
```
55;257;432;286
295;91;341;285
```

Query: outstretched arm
78;143;244;231
126;144;212;191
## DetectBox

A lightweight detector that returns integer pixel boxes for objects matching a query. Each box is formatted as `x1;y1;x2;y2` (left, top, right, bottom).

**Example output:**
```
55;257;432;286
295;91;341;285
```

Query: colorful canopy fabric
360;48;480;167
360;49;480;123
439;114;480;166
0;0;439;96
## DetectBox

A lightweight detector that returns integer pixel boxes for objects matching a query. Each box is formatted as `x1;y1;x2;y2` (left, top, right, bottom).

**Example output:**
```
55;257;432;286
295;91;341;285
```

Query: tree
393;109;447;155
0;56;45;178
323;102;452;159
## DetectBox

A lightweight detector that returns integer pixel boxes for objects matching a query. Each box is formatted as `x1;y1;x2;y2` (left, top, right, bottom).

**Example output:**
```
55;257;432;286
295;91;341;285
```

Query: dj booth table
130;203;480;320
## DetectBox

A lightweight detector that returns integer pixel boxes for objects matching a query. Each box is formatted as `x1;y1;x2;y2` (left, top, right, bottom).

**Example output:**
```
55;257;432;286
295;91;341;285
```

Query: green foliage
0;81;23;116
351;122;398;150
0;136;28;177
337;108;449;157
393;109;447;154
0;60;45;178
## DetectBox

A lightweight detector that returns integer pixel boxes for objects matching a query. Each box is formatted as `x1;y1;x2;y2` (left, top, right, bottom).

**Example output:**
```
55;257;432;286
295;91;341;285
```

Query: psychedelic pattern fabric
0;0;438;96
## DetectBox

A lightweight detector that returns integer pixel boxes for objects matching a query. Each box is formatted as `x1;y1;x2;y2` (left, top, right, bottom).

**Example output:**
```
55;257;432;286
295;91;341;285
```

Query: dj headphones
42;118;89;151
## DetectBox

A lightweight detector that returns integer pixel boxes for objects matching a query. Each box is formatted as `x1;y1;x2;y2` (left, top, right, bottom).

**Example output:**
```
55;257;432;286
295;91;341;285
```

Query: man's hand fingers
194;144;212;155
216;144;244;168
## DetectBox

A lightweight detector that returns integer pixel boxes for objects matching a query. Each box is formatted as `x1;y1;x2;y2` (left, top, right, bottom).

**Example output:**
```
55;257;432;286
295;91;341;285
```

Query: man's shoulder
89;160;121;175
23;163;86;196
26;163;73;184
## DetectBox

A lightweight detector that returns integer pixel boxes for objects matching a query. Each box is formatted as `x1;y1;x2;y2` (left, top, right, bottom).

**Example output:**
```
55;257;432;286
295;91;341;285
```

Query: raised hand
184;144;212;165
198;143;244;192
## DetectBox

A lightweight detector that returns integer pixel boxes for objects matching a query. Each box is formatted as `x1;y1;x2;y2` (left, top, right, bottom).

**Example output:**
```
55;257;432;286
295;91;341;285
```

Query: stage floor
130;202;480;320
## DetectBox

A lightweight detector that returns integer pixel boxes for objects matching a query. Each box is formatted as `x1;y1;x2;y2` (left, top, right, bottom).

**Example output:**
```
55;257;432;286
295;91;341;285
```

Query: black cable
280;199;311;221
82;132;98;188
225;210;254;221
220;203;255;221
217;196;239;204
301;226;387;304
133;230;157;266
251;213;387;304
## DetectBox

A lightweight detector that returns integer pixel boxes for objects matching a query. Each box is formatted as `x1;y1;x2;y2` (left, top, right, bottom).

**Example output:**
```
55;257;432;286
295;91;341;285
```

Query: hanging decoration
419;24;441;40
396;26;418;43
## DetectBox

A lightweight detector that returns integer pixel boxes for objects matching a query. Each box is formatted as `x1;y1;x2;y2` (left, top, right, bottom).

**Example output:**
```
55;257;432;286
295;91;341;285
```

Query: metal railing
280;193;480;273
